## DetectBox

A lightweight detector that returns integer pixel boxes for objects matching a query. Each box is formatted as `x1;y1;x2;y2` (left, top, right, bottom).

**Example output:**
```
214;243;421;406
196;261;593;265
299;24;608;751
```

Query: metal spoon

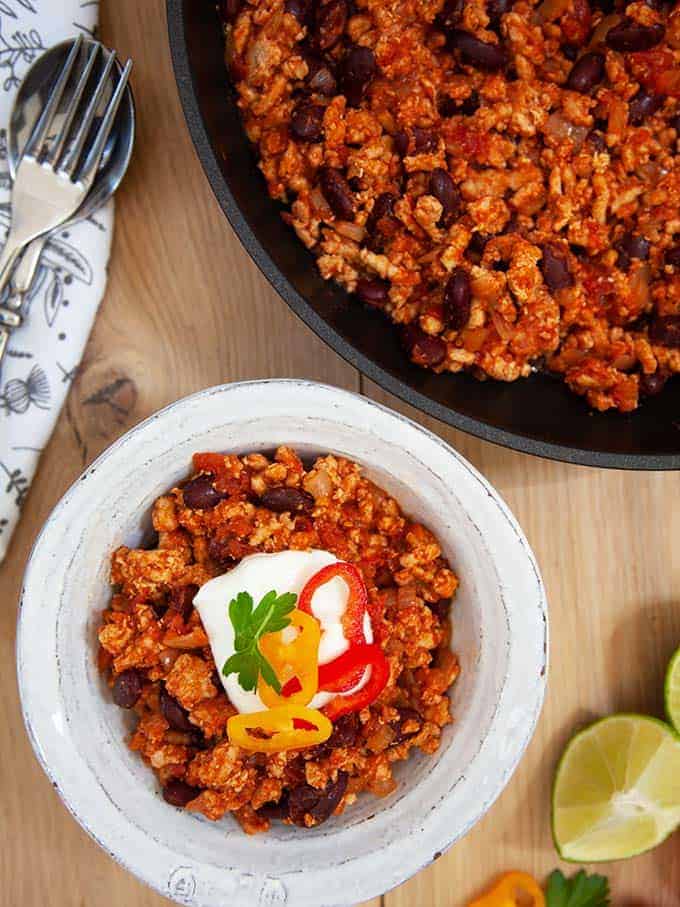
7;37;135;304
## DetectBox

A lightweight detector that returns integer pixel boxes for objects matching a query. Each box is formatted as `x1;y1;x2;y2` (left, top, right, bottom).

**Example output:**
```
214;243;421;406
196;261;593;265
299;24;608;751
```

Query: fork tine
73;59;132;187
59;49;117;179
23;35;83;159
45;43;101;167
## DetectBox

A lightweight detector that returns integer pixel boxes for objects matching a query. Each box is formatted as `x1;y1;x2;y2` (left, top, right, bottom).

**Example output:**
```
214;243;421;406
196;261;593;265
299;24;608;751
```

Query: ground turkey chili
97;448;459;833
221;0;680;412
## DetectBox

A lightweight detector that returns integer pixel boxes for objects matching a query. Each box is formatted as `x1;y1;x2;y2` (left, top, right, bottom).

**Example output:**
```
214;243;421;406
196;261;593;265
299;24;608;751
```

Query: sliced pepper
322;644;390;720
257;608;320;708
299;562;369;691
227;705;332;752
467;872;545;907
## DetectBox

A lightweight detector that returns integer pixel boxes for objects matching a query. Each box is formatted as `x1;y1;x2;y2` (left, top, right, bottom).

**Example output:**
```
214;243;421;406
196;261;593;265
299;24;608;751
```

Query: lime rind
665;646;680;735
552;714;680;863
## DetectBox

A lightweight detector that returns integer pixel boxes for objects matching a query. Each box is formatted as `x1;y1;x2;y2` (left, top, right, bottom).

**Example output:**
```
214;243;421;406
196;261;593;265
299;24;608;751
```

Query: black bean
393;131;409;156
541;244;573;291
160;686;195;732
437;94;458;118
168;584;198;621
443;269;472;330
649;315;680;348
562;43;579;61
628;87;664;126
665;245;680;268
670;114;680;134
319;166;355;220
162;779;201;808
587;129;607;152
466;232;489;263
291;101;325;142
314;0;348;51
356;277;390;307
566;52;605;93
461;90;480;115
429;168;460;225
447;30;507;71
207;536;237;568
401;324;447;366
341;45;377;107
112;669;142;709
182;474;226;510
605;20;664;52
261;485;315;513
429;598;451;621
220;0;243;22
639;370;667;396
288;771;348;827
257;793;290;821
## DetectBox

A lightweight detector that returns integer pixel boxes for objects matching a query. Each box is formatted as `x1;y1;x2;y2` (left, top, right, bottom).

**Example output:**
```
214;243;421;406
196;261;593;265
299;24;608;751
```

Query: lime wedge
552;714;680;862
665;646;680;734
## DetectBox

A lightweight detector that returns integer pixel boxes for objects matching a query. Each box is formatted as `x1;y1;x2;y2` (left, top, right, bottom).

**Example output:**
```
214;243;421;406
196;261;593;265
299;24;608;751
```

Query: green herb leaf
222;588;297;694
546;870;610;907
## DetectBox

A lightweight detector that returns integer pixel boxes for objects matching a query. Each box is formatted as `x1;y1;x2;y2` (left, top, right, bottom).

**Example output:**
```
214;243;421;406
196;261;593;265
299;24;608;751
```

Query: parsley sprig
222;589;297;693
546;870;610;907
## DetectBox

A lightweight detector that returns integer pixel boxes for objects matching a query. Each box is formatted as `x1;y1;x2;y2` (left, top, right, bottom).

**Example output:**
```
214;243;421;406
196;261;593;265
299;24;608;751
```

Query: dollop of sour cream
194;549;372;714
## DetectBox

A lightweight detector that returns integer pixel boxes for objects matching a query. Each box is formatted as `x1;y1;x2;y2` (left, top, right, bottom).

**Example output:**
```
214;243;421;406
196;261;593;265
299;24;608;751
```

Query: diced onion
335;220;366;242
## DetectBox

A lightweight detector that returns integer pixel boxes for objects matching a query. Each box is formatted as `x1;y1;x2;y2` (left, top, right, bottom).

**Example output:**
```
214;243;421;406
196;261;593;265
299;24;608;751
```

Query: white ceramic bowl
18;380;547;907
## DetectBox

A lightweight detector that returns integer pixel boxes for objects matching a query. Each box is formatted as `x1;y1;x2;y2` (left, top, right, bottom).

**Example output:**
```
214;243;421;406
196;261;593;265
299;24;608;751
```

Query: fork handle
13;237;45;296
0;235;25;299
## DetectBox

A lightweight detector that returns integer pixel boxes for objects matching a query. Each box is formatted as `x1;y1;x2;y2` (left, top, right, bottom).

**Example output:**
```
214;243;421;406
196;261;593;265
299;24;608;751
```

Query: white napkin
0;0;113;564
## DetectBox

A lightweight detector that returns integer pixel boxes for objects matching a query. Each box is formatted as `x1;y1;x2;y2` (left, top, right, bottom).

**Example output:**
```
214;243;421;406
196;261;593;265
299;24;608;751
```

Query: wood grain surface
1;2;678;905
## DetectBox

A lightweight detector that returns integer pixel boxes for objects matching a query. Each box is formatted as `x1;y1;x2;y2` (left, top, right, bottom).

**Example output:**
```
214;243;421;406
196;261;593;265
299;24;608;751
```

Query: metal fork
0;36;132;364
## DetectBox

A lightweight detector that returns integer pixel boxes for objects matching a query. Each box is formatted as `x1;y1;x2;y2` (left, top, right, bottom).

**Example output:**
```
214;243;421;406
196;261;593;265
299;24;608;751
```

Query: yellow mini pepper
227;705;332;752
257;609;320;708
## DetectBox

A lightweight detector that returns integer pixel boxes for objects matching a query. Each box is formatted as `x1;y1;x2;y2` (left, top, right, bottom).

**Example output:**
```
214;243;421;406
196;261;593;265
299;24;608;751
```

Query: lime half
665;646;680;734
552;714;680;862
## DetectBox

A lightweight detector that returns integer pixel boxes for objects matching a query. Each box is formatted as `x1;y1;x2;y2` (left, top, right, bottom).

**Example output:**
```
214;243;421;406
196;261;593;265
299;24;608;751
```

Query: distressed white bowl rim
18;379;547;907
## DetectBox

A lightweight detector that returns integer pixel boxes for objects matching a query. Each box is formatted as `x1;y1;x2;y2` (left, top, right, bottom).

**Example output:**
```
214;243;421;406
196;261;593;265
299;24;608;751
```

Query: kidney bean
319;166;355;220
434;0;464;30
261;485;315;513
429;168;460;225
168;584;198;621
401;324;447;366
447;30;507;71
665;245;680;268
163;779;201;808
307;59;337;96
160;686;195;732
182;474;226;510
112;669;142;709
391;707;422;744
649;315;680;348
615;232;650;271
541;244;573;291
356;277;390;307
487;0;512;28
605;20;664;52
288;771;349;827
639;370;667;396
366;192;398;237
444;269;472;330
284;0;308;20
628;87;664;126
220;0;243;22
587;129;606;151
566;51;604;93
314;0;348;51
291;101;325;142
341;45;377;107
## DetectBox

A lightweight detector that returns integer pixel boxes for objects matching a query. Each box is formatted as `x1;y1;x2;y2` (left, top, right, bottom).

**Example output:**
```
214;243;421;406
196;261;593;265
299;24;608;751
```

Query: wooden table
2;2;679;904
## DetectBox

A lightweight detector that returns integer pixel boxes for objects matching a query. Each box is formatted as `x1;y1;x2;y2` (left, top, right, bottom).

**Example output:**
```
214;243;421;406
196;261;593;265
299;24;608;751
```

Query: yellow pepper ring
227;705;332;753
468;872;545;907
258;609;320;708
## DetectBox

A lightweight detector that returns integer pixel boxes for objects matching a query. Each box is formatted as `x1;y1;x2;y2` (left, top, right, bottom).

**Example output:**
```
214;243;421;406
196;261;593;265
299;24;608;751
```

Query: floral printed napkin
0;0;113;564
